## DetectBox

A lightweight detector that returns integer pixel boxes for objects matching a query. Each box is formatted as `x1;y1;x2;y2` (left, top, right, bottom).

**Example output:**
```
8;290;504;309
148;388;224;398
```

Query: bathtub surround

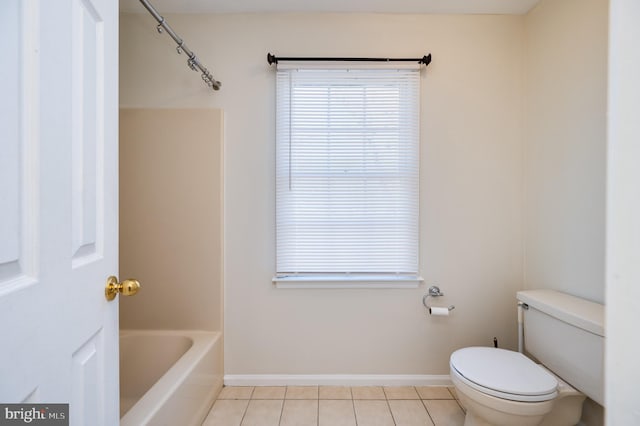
119;109;224;331
118;109;225;422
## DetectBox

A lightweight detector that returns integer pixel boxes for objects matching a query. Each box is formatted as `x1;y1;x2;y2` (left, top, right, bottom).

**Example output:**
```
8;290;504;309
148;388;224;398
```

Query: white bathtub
120;330;223;426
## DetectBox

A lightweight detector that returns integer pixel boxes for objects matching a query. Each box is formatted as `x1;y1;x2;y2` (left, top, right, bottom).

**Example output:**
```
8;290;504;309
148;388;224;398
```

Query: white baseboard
224;374;452;387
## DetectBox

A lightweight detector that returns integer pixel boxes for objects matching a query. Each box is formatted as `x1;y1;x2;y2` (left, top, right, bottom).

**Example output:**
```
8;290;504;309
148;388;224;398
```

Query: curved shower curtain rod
139;0;221;91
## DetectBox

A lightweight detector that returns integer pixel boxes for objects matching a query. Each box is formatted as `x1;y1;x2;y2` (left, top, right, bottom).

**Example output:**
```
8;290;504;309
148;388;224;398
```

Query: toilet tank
516;290;604;405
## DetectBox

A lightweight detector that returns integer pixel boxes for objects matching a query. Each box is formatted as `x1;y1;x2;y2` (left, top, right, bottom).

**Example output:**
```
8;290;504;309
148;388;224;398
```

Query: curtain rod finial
267;53;277;65
421;54;432;66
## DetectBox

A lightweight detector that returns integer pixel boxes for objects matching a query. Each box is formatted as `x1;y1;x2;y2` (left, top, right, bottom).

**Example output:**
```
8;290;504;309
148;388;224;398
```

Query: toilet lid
450;347;558;401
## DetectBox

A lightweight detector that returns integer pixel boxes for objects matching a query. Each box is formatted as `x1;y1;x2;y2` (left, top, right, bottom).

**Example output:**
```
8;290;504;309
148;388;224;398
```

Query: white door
0;0;121;425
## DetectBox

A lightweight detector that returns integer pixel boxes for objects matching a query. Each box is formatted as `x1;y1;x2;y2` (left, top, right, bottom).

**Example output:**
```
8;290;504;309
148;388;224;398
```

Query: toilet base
456;389;548;426
539;394;586;426
459;395;585;426
453;370;586;426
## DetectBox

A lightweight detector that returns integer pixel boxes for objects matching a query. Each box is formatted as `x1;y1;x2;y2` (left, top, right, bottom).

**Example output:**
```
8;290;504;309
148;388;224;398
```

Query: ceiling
120;0;540;15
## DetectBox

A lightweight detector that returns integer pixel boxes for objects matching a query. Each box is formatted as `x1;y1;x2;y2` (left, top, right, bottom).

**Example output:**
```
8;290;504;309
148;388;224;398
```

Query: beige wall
523;0;608;304
524;1;607;422
121;13;524;375
119;109;223;331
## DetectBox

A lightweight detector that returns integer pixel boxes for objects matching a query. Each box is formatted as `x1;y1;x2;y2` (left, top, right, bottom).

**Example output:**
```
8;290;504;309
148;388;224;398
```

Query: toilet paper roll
429;306;450;316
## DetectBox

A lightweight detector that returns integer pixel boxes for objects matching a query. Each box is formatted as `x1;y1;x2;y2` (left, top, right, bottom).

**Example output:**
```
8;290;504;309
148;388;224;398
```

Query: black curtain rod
267;53;431;67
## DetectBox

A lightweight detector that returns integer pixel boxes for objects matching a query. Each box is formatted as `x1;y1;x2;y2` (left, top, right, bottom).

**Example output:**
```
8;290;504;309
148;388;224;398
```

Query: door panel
0;0;38;290
71;330;104;426
71;0;104;264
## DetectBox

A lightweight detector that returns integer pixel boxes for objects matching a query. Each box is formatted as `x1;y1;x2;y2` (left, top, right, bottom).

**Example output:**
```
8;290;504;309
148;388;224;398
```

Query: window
275;65;420;286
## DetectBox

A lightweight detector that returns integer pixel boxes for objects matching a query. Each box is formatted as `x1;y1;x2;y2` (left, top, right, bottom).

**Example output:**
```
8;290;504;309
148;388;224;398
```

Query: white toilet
450;289;604;426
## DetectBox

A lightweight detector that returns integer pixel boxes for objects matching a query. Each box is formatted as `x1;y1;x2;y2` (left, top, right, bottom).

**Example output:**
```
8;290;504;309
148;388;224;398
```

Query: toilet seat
450;347;558;403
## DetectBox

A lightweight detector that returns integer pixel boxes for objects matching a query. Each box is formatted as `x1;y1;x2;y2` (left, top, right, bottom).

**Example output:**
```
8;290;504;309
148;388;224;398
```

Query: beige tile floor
202;386;465;426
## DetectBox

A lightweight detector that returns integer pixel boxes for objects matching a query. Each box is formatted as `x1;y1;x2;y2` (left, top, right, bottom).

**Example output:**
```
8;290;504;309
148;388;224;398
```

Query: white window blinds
276;67;420;279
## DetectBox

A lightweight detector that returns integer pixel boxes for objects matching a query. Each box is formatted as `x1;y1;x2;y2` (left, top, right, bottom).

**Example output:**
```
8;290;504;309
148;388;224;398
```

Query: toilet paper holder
422;286;455;312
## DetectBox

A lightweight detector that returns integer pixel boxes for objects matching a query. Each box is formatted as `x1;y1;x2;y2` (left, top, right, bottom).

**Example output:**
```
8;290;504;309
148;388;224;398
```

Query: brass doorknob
105;276;141;301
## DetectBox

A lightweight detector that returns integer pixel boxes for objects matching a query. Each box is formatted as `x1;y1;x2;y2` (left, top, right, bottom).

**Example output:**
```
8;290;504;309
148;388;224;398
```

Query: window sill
272;275;424;289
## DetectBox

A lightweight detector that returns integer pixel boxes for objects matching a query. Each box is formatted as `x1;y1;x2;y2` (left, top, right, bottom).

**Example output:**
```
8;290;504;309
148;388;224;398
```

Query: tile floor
202;386;465;426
